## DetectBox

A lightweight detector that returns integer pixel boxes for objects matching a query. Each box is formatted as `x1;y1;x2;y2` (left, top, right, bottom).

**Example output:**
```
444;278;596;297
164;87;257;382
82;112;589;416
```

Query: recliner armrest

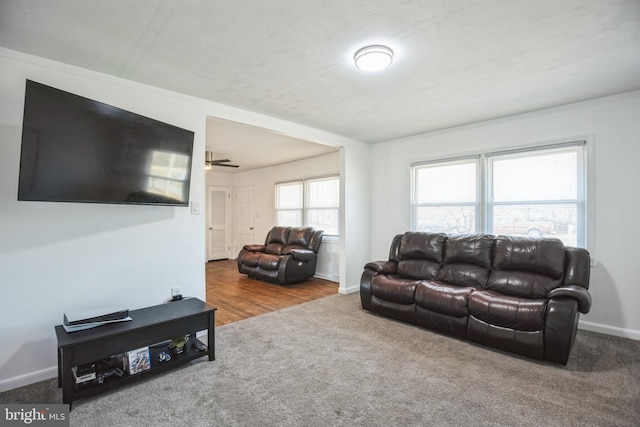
289;249;315;262
364;261;397;275
243;244;266;252
548;285;592;314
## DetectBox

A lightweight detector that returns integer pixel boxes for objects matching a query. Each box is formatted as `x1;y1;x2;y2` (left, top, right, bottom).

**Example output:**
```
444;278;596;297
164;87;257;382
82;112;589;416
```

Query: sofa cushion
241;252;261;267
287;227;313;247
468;290;546;331
257;254;282;270
280;227;315;254
264;227;290;255
415;280;473;317
371;275;419;305
439;234;493;288
488;236;564;298
396;232;445;280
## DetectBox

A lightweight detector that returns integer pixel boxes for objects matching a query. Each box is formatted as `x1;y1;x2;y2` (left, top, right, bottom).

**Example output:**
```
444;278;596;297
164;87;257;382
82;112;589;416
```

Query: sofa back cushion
487;236;565;298
283;227;315;254
265;226;290;255
439;234;494;288
396;232;446;280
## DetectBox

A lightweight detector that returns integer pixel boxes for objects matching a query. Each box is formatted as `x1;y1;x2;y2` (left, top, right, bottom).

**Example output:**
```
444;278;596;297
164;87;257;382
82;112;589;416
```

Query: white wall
340;144;371;293
207;153;341;282
0;49;371;391
0;51;207;391
369;91;640;339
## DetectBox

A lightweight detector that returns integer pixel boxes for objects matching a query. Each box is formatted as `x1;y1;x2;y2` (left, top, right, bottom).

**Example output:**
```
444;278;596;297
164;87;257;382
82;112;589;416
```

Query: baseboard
0;366;57;393
579;320;640;341
339;284;360;295
314;273;339;282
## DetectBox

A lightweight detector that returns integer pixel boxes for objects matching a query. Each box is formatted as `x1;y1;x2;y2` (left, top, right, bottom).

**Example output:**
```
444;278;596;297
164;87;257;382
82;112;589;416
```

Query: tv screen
18;80;195;206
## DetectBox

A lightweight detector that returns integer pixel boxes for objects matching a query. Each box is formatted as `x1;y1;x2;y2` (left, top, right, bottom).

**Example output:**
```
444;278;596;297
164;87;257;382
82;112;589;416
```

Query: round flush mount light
354;45;394;72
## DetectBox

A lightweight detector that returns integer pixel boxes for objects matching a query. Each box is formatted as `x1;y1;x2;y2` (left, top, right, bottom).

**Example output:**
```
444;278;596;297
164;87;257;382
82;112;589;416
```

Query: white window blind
275;175;340;236
487;143;585;246
413;158;479;234
411;141;588;248
275;181;303;227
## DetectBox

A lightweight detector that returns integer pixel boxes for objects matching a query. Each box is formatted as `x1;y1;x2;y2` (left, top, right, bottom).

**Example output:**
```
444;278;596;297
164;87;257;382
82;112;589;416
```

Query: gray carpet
2;293;639;426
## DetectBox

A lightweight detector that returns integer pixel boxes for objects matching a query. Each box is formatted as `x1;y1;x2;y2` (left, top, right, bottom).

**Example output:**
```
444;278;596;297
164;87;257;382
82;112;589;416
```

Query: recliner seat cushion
415;281;473;317
241;252;261;267
257;254;282;270
371;275;419;305
468;290;545;331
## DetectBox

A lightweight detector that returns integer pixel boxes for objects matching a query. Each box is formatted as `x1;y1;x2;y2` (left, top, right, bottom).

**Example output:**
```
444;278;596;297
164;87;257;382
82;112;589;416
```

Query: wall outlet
171;287;182;297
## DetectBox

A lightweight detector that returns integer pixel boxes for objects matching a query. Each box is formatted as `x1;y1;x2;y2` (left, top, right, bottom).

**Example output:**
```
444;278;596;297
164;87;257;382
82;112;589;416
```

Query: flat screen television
18;80;195;206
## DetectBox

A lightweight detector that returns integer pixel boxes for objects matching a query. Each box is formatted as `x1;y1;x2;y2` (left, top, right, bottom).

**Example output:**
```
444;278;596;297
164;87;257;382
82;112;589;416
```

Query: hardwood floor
205;259;339;326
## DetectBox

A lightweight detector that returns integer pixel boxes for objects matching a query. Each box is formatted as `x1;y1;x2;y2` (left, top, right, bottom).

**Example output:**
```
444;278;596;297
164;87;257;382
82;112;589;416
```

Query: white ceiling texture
1;0;639;172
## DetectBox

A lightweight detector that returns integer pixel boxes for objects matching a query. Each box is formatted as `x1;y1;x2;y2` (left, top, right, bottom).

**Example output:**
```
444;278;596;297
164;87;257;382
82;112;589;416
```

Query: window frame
275;174;340;236
411;140;590;250
411;156;481;234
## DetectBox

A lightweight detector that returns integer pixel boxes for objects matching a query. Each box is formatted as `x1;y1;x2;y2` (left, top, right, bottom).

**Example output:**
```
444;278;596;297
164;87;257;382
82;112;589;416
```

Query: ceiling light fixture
354;45;394;72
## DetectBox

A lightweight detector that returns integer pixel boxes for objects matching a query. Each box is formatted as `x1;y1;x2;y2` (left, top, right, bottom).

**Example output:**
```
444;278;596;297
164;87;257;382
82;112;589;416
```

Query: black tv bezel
17;80;195;207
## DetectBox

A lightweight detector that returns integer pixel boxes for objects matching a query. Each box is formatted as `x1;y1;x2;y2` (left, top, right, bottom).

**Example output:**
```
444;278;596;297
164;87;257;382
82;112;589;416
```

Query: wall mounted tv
18;80;195;207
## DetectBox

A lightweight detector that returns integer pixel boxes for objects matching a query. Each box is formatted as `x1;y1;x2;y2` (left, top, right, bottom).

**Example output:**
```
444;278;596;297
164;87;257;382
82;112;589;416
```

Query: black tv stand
55;298;216;409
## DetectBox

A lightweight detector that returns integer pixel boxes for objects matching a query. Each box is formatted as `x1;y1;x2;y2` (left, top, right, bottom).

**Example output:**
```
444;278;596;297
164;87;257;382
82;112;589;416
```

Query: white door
207;186;230;261
236;185;255;254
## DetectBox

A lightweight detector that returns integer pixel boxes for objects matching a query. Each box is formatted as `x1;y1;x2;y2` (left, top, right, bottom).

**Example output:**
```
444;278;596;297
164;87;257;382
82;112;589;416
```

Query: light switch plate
191;201;201;215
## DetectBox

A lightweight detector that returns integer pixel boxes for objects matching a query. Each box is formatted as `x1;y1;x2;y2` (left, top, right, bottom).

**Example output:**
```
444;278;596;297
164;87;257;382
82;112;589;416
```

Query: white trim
579;320;640;341
410;140;590;250
0;366;57;393
314;272;340;282
339;284;360;295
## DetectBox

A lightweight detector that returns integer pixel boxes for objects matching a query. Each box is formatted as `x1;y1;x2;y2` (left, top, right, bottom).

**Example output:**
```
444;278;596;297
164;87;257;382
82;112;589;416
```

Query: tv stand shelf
55;298;216;409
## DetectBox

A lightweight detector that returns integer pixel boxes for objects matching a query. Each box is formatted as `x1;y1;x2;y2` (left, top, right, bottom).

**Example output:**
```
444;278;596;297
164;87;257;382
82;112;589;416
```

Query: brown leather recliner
237;226;324;285
361;232;592;364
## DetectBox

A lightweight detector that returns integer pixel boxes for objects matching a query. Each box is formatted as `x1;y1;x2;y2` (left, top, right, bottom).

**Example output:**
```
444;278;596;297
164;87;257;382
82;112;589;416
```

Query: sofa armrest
548;285;592;314
243;244;266;252
289;249;315;262
364;261;398;275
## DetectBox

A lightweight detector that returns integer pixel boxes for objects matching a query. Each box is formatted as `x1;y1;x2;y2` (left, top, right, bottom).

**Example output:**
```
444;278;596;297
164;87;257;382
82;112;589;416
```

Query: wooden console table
55;298;216;408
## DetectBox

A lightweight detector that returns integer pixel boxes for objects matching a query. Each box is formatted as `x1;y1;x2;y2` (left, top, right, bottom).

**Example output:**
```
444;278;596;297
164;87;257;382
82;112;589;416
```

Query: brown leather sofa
360;232;591;364
237;226;324;285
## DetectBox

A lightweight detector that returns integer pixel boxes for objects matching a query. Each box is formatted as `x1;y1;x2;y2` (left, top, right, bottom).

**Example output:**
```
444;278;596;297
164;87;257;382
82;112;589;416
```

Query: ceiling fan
205;151;239;169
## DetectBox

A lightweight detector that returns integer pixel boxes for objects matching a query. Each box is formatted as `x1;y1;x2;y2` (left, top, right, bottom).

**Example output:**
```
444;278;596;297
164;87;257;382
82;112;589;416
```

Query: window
275;181;303;226
275;175;340;236
411;141;588;248
413;158;478;234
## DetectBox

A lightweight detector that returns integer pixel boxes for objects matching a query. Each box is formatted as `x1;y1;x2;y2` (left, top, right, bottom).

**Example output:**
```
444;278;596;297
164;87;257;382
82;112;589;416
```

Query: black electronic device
18;80;195;207
191;339;207;352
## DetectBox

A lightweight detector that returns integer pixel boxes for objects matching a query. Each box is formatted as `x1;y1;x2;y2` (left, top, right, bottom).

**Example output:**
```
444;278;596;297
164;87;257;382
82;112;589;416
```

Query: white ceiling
2;0;639;170
206;117;338;173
